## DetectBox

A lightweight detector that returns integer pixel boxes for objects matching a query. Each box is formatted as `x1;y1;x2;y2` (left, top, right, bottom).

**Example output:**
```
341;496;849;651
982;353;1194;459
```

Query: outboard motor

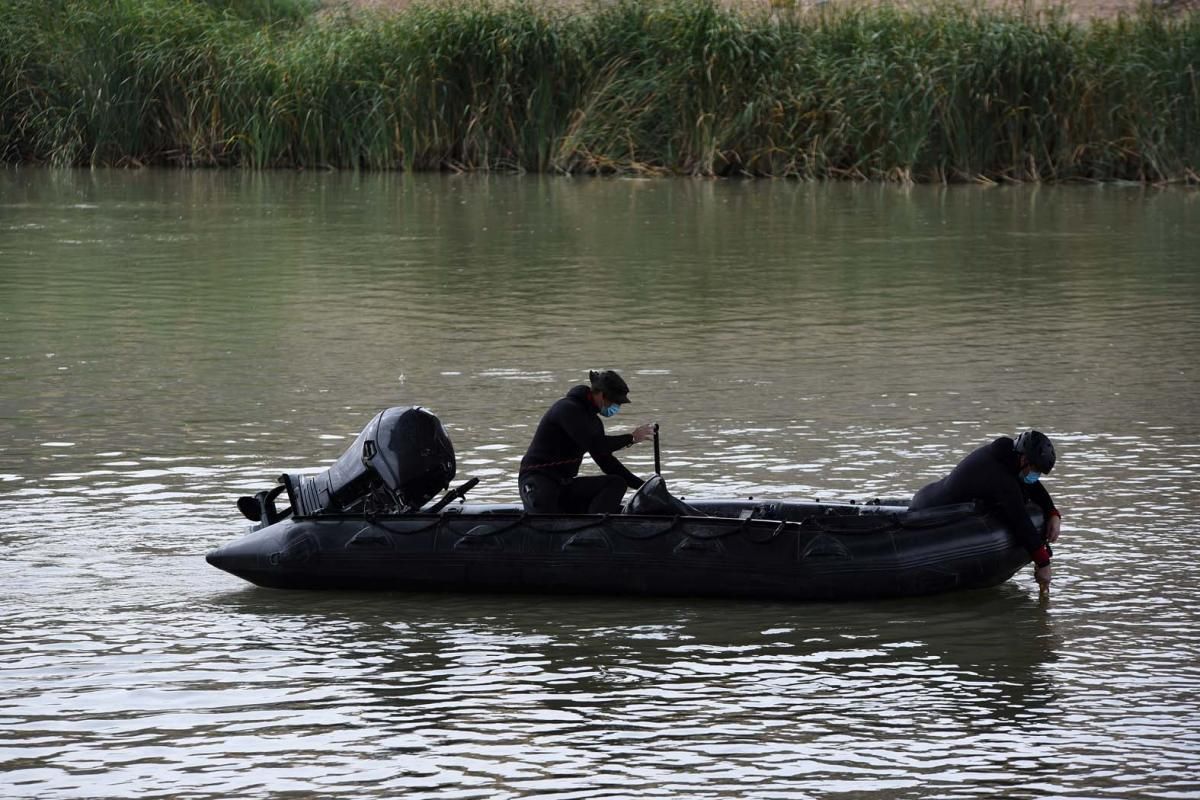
282;406;456;516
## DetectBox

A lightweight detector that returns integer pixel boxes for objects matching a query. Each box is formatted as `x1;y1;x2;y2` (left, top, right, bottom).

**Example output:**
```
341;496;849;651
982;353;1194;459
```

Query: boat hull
206;501;1035;601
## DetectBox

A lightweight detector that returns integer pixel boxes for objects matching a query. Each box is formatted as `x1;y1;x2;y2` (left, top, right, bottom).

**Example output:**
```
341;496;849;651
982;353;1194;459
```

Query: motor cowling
284;406;456;515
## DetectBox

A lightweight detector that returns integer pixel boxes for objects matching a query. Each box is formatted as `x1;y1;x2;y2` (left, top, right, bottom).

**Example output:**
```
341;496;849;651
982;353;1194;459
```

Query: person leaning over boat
909;430;1062;592
519;370;656;514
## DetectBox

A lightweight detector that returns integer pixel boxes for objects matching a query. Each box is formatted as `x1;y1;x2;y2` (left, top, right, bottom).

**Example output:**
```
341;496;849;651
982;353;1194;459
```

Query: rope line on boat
743;520;789;544
661;517;791;543
458;513;531;538
322;509;900;546
611;516;683;539
361;517;445;536
800;515;899;534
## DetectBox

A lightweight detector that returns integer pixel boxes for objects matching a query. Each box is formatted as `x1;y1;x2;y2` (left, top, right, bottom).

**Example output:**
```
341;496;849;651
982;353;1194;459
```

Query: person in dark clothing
910;430;1063;593
519;370;656;514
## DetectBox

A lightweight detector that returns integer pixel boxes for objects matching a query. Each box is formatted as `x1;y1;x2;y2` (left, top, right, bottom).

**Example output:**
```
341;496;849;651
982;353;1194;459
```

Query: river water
1;170;1198;799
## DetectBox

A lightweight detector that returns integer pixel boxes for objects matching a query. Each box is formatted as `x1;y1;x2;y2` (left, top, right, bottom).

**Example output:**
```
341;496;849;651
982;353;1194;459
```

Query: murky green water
1;169;1198;799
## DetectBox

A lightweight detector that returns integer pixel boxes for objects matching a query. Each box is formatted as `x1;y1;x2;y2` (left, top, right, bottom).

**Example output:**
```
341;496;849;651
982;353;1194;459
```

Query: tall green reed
2;0;1196;181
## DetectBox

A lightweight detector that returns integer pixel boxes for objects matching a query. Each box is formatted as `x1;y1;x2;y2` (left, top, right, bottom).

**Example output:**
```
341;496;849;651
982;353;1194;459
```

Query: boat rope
801;515;899;534
457;514;531;538
330;512;820;547
362;516;445;536
672;517;792;542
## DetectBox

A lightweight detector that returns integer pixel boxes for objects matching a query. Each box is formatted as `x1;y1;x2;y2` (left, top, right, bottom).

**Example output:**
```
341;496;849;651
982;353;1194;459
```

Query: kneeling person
910;430;1062;592
519;370;656;514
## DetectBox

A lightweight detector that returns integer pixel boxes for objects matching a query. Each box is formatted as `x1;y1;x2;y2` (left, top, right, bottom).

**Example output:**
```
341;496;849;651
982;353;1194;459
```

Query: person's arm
995;480;1052;568
560;408;643;489
605;434;634;451
591;450;644;489
1025;480;1057;515
1024;481;1062;543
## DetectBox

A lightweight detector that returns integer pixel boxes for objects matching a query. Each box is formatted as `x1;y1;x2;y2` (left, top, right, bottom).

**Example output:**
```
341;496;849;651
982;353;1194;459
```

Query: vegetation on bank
1;0;1197;181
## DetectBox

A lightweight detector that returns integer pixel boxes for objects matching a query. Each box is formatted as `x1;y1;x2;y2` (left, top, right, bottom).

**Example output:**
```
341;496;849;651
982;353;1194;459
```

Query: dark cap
589;369;630;404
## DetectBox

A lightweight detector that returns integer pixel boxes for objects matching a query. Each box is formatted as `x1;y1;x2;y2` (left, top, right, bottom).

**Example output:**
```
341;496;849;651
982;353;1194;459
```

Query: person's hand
1046;513;1062;544
631;423;656;444
1035;563;1052;594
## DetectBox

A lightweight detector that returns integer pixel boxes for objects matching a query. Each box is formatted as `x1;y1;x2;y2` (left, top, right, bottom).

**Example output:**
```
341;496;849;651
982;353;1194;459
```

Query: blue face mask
1023;471;1041;485
599;403;620;418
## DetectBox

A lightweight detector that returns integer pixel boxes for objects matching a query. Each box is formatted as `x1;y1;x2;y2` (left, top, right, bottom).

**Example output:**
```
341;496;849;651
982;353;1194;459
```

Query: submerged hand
1035;563;1052;594
631;423;656;444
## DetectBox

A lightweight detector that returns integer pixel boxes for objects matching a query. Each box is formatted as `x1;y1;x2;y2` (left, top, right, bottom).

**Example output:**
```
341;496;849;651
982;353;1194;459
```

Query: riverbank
1;0;1197;181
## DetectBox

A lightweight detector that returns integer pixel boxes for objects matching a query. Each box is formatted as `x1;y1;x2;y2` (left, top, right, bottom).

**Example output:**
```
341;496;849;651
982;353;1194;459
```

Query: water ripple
2;172;1199;799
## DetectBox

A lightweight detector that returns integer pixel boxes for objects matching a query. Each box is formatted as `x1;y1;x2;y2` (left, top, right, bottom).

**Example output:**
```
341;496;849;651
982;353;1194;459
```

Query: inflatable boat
206;407;1038;601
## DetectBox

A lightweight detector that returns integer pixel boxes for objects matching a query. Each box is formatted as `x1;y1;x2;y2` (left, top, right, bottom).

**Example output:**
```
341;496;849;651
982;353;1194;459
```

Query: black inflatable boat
206;407;1037;601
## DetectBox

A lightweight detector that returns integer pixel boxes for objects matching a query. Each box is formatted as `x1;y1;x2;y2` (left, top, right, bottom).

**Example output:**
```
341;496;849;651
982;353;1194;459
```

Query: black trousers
519;472;628;514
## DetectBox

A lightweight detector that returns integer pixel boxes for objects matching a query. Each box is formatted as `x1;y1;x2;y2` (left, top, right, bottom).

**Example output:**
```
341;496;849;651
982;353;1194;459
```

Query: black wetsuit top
519;385;644;489
910;436;1058;557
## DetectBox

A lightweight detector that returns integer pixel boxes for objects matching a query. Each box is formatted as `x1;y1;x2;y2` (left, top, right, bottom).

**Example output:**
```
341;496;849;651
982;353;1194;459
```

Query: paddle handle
653;423;661;475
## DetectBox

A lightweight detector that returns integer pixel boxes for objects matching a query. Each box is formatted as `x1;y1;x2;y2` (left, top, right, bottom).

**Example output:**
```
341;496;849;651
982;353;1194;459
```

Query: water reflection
2;171;1199;799
206;585;1061;725
11;586;1045;799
